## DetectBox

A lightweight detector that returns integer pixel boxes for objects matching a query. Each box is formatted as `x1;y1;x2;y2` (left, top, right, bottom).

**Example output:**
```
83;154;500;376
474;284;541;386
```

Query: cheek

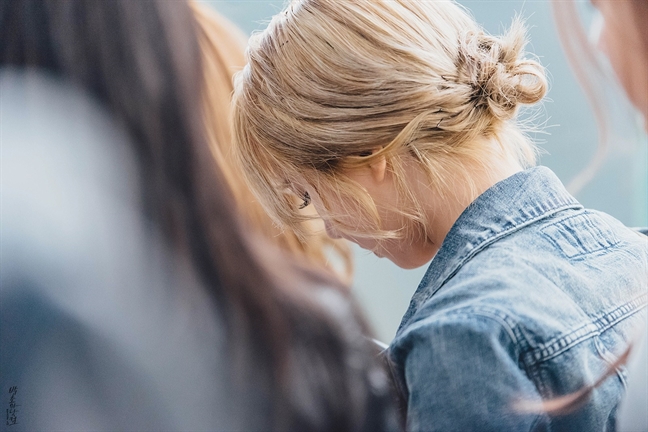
378;236;439;269
323;219;342;240
326;220;377;249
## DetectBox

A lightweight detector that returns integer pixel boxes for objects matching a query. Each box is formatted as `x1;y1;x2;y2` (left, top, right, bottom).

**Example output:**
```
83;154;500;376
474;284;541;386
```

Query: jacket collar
396;166;582;334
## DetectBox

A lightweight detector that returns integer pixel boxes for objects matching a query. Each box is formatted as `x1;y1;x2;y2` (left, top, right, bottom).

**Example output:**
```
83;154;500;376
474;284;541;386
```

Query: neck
419;141;524;248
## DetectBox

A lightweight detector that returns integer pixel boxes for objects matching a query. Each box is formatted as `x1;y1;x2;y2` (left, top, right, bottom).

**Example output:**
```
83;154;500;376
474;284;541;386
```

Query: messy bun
457;19;547;121
233;0;548;239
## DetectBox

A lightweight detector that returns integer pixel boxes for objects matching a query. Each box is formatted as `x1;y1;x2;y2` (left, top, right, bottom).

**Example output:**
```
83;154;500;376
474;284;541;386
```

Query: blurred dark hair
0;1;394;430
0;0;281;360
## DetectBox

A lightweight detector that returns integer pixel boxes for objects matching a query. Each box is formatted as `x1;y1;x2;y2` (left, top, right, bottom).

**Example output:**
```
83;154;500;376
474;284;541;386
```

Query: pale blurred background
200;0;648;343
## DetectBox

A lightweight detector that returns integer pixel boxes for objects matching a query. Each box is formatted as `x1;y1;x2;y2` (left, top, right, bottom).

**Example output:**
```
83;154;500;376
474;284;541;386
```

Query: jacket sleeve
392;312;548;432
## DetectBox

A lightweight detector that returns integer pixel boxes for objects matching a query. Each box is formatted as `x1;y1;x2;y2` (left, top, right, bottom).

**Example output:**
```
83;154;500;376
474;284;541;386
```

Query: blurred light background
200;0;648;343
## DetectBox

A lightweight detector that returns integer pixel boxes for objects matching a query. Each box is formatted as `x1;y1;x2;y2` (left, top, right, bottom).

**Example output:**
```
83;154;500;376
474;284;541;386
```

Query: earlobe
370;154;387;184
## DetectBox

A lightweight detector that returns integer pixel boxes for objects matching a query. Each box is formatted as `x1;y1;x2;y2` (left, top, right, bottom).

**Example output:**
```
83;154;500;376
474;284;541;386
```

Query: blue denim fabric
388;167;648;432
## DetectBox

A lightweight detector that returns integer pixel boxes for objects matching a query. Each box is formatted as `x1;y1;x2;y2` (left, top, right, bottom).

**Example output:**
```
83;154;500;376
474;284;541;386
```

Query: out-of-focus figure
0;1;398;431
190;2;353;282
580;2;648;431
1;68;230;431
552;1;648;430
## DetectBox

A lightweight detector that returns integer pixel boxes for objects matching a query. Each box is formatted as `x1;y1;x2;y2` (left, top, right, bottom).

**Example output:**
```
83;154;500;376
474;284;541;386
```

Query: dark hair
0;1;395;430
0;0;280;357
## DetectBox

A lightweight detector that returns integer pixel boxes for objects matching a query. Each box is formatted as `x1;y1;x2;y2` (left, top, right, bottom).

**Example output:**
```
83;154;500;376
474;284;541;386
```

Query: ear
369;153;387;184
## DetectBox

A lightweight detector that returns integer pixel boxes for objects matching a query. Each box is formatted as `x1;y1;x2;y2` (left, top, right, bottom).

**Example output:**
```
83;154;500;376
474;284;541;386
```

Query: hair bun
457;19;547;121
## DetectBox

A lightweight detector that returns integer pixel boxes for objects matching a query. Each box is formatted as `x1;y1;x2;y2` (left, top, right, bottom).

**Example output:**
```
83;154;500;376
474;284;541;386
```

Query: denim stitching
539;212;621;259
526;294;647;364
442;307;559;394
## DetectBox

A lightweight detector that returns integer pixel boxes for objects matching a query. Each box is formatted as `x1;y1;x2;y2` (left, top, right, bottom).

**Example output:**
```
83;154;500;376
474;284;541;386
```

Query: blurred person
190;2;353;283
550;0;648;430
591;0;648;120
230;0;648;430
0;1;398;431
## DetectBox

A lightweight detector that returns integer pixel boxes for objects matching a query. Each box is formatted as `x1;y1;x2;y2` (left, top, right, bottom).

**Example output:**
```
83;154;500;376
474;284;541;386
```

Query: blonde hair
191;2;352;281
233;0;547;240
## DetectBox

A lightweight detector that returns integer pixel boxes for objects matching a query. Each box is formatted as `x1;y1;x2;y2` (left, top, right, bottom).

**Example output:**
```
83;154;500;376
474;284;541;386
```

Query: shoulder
412;207;648;331
390;307;522;363
389;308;547;431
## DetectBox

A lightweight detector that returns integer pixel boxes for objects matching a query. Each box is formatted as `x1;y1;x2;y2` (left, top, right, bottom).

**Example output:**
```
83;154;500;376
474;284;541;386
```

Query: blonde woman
191;2;353;282
231;0;648;430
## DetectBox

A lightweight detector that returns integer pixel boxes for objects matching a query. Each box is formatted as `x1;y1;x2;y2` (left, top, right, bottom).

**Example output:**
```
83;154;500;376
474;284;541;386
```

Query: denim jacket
388;167;648;432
